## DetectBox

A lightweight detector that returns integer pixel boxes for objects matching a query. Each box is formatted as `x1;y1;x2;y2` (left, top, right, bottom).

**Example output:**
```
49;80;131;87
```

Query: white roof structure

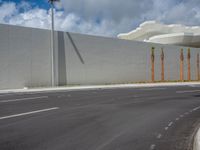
118;21;200;48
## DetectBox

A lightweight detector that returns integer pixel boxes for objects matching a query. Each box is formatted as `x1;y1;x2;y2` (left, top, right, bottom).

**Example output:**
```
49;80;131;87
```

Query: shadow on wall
57;31;67;86
66;32;85;64
57;32;85;86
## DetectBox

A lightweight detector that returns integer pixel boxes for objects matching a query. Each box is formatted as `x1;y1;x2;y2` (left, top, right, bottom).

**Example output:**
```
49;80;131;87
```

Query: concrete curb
0;82;200;94
194;127;200;150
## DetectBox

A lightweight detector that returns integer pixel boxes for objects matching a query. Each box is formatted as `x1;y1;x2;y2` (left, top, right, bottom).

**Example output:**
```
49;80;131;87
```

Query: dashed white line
150;144;156;150
193;106;200;111
58;95;65;98
180;115;184;118
0;96;48;103
157;133;162;139
168;122;173;127
0;107;59;120
184;112;189;115
0;94;17;97
175;117;180;121
165;127;169;130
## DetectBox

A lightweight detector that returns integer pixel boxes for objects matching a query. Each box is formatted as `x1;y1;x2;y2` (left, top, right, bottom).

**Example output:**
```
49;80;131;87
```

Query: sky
0;0;200;37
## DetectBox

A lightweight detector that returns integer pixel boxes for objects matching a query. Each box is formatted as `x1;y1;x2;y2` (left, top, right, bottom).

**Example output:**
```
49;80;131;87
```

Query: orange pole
187;48;191;81
180;49;184;81
197;53;200;80
151;47;155;82
161;48;164;81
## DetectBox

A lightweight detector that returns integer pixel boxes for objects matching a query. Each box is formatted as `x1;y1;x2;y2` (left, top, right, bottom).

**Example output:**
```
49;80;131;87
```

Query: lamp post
48;0;59;86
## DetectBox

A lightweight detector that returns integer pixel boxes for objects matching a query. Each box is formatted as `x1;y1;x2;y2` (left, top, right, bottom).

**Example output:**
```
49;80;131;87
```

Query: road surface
0;85;200;150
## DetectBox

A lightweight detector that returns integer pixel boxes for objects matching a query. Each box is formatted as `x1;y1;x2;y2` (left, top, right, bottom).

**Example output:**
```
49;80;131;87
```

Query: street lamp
48;0;60;86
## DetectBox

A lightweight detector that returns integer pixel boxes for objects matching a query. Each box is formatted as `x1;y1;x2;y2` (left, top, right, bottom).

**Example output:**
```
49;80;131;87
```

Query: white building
118;21;200;48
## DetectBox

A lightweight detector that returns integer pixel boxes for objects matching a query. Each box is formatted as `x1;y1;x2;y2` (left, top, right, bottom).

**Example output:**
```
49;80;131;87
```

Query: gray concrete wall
0;24;51;89
0;24;200;90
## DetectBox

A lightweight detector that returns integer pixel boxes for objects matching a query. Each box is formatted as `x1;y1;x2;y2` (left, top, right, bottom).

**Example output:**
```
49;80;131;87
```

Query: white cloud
0;1;133;37
0;2;17;22
0;0;200;37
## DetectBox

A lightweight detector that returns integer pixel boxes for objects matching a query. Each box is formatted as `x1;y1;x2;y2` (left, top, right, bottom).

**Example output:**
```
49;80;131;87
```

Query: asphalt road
0;85;200;150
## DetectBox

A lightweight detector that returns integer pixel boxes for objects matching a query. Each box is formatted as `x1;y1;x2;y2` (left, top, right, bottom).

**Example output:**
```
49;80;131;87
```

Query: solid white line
0;107;59;120
176;90;200;93
0;96;48;103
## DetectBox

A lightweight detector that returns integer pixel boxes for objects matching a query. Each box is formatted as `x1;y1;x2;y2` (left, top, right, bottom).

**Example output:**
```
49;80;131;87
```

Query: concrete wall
0;24;200;90
0;24;52;89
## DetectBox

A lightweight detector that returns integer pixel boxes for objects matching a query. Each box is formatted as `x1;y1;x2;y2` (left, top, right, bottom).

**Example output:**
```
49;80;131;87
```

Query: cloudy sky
0;0;200;37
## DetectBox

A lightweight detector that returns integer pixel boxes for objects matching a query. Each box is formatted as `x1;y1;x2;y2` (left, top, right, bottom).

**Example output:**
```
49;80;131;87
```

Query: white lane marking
180;115;184;118
165;127;169;130
168;122;173;127
150;144;156;150
176;90;200;93
184;112;189;115
157;133;162;139
175;118;180;121
0;96;48;103
193;106;200;111
0;107;59;120
57;95;65;98
0;94;17;97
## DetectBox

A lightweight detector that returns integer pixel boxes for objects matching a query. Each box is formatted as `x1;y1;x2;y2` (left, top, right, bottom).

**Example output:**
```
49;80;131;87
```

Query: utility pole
48;0;60;86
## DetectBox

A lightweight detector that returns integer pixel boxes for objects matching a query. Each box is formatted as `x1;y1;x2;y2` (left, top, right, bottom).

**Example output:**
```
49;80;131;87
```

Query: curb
0;82;200;94
194;127;200;150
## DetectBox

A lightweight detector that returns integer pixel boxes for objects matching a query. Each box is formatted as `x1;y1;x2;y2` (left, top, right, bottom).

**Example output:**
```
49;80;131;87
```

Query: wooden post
197;53;200;80
180;49;184;81
187;48;191;81
151;47;155;82
161;48;164;81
